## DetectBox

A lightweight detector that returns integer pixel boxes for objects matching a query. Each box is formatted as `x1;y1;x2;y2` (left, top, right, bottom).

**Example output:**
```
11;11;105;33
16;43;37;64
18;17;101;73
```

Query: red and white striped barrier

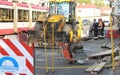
0;39;34;75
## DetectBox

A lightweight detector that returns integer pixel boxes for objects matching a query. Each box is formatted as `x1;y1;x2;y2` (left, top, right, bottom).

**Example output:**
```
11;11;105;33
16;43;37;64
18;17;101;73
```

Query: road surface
35;27;120;75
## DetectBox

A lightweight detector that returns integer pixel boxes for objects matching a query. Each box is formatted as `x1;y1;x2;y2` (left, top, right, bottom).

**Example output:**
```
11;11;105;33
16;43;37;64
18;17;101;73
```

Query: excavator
32;0;79;47
28;0;87;64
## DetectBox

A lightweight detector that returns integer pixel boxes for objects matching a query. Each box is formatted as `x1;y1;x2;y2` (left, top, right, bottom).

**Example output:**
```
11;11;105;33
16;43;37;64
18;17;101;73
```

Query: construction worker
92;19;98;40
98;18;105;38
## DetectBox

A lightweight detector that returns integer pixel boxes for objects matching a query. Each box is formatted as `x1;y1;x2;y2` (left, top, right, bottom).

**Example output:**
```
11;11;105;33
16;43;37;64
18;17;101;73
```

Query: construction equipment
32;0;80;47
45;0;88;64
27;0;87;64
58;42;87;64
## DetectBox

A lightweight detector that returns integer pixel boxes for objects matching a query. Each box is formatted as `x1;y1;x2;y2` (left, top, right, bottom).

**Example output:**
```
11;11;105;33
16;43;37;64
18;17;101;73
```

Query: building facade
76;3;101;18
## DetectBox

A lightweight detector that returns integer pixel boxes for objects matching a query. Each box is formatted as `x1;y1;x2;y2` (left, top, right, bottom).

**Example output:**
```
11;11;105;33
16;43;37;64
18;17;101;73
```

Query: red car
106;30;120;38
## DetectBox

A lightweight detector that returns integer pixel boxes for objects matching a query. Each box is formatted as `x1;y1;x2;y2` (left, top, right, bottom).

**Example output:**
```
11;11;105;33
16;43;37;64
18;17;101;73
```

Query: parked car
103;21;110;27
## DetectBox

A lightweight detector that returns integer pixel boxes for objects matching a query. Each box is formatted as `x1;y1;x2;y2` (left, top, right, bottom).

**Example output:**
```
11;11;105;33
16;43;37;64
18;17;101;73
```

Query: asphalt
35;27;120;75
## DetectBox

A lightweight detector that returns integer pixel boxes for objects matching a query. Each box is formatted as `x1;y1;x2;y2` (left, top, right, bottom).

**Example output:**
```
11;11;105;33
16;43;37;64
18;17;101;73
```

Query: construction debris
88;47;119;59
101;38;120;49
85;62;106;74
86;46;120;74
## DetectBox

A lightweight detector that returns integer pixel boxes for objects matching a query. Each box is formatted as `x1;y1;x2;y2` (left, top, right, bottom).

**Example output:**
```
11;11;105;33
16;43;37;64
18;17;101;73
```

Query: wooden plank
115;56;120;61
92;62;106;73
115;56;120;66
85;63;97;73
89;47;118;59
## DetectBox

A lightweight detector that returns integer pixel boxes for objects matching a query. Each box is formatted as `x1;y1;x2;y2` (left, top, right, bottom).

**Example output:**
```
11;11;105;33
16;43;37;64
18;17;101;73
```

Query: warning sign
0;39;34;75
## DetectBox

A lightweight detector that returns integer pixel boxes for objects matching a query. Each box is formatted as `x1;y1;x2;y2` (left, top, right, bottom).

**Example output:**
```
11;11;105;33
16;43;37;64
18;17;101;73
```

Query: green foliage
94;0;105;7
78;0;91;3
78;0;106;7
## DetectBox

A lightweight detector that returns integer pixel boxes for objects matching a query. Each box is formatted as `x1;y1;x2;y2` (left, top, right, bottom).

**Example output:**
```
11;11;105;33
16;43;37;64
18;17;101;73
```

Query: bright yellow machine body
48;14;64;23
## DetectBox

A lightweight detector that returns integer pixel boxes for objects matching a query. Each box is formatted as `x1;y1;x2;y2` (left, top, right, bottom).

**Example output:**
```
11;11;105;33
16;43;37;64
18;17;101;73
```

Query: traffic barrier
0;39;34;75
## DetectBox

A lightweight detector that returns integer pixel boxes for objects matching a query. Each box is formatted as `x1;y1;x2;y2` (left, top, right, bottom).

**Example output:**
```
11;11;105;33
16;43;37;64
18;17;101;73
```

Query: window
37;12;47;21
49;2;56;14
32;11;47;22
57;2;69;18
41;12;47;18
37;12;41;21
0;8;13;22
32;11;37;21
18;9;29;22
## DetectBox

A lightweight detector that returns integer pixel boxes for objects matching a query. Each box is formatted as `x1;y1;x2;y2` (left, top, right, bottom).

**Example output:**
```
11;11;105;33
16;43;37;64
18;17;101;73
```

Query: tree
78;0;105;7
94;0;105;7
78;0;91;3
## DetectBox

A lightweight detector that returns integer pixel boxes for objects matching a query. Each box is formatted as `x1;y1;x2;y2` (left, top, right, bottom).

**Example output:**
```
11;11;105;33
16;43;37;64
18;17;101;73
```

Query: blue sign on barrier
0;56;19;72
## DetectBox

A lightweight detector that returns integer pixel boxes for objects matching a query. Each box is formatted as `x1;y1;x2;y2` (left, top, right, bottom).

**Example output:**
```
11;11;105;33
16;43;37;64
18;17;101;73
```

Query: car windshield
49;2;69;18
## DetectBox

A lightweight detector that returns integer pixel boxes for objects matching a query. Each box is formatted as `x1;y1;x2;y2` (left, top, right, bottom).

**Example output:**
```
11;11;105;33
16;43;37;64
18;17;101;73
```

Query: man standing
92;19;98;40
